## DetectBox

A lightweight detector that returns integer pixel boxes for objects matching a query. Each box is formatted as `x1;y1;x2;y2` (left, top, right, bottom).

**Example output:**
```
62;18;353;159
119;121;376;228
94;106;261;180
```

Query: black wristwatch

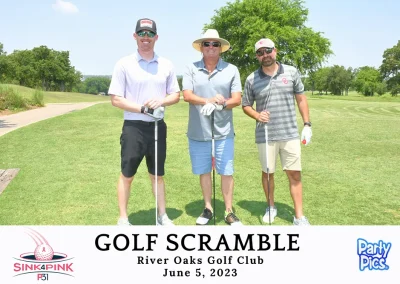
222;101;227;109
304;122;312;127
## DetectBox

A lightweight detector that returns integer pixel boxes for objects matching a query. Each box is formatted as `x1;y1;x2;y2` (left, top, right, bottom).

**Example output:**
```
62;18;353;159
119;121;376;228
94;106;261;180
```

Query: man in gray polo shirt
182;29;242;226
242;38;312;226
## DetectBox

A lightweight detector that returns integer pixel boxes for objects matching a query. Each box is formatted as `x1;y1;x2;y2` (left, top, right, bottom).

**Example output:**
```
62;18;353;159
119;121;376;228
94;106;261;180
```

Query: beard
261;57;276;67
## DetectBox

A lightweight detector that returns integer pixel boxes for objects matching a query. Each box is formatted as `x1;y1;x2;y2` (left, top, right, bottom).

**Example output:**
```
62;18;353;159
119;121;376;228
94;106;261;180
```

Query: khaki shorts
257;139;301;173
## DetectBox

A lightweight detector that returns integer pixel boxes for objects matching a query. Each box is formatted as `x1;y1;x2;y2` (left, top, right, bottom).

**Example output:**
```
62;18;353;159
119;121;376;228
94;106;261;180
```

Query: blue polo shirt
182;58;242;141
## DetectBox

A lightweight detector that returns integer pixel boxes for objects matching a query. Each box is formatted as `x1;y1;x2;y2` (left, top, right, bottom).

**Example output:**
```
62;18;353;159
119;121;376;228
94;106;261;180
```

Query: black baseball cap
135;18;157;34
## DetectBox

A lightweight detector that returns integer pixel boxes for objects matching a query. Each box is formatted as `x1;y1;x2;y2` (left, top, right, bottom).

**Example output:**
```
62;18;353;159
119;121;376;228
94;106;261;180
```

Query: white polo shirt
108;51;180;121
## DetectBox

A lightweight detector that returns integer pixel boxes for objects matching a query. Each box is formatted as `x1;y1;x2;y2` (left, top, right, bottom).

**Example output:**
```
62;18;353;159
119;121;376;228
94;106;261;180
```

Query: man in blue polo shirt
242;38;312;226
108;18;180;226
182;29;242;226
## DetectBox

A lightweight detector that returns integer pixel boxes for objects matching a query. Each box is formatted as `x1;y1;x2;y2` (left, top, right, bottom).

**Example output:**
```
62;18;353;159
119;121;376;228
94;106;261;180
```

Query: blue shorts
188;138;234;175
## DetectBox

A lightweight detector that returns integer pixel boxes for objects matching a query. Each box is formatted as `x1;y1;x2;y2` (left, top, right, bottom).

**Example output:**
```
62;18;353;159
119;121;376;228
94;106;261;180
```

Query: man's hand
301;126;312;146
143;106;165;120
257;110;270;123
200;103;223;116
144;98;164;110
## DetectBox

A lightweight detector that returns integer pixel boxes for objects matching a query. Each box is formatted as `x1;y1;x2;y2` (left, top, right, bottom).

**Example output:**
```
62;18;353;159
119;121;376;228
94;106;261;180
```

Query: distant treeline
1;39;399;97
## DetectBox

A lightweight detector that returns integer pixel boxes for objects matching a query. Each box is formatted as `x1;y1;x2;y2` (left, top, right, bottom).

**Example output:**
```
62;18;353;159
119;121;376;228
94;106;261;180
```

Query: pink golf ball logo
20;228;61;261
14;228;74;280
34;243;54;261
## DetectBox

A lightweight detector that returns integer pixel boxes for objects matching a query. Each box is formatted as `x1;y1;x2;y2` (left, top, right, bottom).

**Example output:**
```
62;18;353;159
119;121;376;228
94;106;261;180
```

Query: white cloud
52;0;79;14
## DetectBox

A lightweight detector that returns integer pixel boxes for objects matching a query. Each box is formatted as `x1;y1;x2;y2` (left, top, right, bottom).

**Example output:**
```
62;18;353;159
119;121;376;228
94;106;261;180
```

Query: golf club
261;76;275;226
155;119;158;226
211;112;216;225
264;123;271;225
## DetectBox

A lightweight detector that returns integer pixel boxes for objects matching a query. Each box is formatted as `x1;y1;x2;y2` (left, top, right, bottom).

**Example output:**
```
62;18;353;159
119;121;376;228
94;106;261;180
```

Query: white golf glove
301;127;312;146
143;106;164;120
200;103;223;116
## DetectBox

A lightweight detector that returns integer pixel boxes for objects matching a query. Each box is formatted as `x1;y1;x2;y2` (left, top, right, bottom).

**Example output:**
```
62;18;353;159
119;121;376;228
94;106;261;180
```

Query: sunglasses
202;41;221;47
256;47;274;56
137;30;156;38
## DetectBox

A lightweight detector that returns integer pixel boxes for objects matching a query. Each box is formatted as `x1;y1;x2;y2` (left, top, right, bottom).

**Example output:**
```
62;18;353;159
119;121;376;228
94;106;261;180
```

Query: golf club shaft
264;124;271;225
211;112;215;225
155;120;158;225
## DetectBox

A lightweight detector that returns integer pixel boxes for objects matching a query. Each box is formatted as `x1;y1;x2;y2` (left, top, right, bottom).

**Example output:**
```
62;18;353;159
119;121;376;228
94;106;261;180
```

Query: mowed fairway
0;96;399;225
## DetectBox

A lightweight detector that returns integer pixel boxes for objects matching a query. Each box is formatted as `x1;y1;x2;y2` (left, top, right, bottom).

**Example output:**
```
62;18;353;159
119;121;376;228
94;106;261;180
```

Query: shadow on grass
185;199;229;225
237;200;295;224
128;208;183;225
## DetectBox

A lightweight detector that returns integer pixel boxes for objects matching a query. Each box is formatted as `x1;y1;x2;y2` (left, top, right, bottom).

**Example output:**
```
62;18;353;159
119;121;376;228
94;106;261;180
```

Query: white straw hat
192;29;230;53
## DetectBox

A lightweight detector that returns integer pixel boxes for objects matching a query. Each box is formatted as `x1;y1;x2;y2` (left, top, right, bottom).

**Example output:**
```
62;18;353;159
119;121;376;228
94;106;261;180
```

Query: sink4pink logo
13;228;74;281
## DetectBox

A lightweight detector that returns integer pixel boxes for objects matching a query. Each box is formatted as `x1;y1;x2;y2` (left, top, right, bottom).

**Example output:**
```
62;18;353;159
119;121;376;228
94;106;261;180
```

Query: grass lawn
0;84;110;103
0;96;399;225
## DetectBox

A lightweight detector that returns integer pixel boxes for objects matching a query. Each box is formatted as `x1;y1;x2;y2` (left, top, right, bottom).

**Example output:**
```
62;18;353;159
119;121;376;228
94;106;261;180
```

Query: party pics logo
357;238;391;271
13;228;74;280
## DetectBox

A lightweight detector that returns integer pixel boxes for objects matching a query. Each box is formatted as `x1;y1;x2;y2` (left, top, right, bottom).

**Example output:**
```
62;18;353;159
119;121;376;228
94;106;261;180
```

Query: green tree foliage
77;76;111;95
177;76;183;91
0;43;6;56
0;43;82;91
307;66;355;95
326;65;354;95
380;40;400;96
314;67;330;94
205;0;332;82
354;66;382;96
0;43;10;82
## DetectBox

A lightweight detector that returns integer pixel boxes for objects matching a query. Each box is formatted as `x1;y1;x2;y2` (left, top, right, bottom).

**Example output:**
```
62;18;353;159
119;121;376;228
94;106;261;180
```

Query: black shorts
120;119;167;177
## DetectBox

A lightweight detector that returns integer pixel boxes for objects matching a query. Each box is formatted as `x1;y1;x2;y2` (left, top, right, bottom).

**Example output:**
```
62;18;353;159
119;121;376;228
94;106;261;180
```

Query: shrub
32;89;44;106
0;85;27;110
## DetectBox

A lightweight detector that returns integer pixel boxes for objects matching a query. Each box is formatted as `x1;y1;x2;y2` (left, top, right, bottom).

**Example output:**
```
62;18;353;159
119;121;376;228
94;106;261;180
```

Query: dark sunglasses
256;47;274;56
137;30;156;38
202;41;221;47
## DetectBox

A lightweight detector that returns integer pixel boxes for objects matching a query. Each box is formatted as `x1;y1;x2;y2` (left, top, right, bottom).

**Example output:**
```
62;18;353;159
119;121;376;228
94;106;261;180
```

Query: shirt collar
258;61;283;78
198;58;224;71
135;50;158;63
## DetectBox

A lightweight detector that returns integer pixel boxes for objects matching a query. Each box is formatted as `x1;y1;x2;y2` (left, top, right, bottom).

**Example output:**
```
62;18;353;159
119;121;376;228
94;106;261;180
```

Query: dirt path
0;102;107;137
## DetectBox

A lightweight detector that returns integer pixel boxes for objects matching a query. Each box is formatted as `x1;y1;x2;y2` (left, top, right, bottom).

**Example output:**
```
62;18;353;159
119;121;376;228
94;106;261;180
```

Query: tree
0;43;6;56
314;67;330;94
344;67;355;96
0;42;10;82
80;76;111;95
354;66;382;96
5;45;82;91
380;40;400;96
205;0;332;83
8;49;37;87
327;65;348;95
177;75;183;91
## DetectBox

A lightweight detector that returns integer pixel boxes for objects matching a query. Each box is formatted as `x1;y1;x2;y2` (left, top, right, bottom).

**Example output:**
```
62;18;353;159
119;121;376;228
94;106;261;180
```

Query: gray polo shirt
242;63;304;143
183;58;242;141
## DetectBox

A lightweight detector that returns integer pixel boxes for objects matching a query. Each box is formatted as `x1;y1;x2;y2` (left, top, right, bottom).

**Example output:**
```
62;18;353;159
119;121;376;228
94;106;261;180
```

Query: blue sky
0;0;399;76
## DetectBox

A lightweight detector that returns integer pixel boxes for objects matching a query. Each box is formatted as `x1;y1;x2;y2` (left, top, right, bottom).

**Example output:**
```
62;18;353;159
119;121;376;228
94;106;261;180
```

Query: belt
124;119;164;126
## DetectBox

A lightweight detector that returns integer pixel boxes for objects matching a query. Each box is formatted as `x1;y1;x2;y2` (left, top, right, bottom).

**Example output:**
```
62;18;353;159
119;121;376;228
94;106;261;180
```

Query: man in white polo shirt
108;18;180;226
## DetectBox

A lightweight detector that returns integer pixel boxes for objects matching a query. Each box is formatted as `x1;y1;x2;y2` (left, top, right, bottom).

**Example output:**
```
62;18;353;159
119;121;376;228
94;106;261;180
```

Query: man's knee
286;170;301;182
120;173;134;184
